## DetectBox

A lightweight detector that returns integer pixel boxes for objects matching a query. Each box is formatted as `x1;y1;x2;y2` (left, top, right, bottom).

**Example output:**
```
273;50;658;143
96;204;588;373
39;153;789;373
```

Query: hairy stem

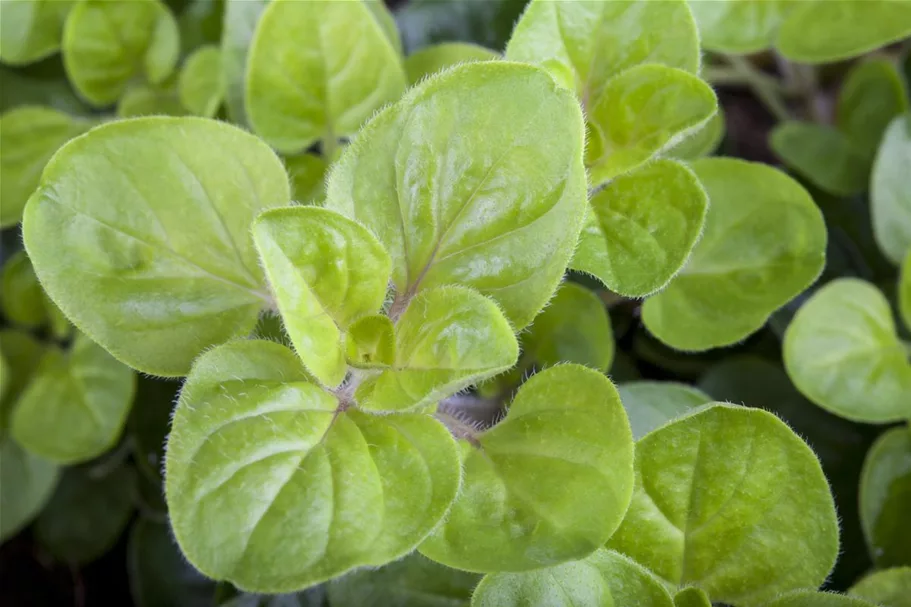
435;411;482;447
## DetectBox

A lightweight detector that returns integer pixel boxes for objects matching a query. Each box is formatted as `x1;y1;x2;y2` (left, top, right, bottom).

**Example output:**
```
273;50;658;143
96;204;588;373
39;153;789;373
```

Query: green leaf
572;159;709;296
220;0;266;127
777;0;911;64
62;0;180;106
0;329;44;413
128;518;215;607
837;59;909;161
871;114;911;265
327;551;479;607
253;206;392;388
607;404;839;606
23;117;289;376
0;435;58;541
355;286;518;412
396;0;527;53
616;381;712;440
178;45;224;117
345;315;395;369
665;107;725;161
178;0;224;55
117;84;188;117
0;0;72;65
10;333;136;464
688;0;787;54
246;0;406;154
585;65;716;185
0;64;89;115
763;591;877;607
325;62;587;330
770;121;868;197
165;339;461;592
404;42;498;85
860;426;911;568
472;549;674;607
36;464;136;563
129;376;180;482
1;250;48;328
643;158;827;351
0;106;92;227
420;365;634;572
522;282;613;372
849;567;911;607
285;153;328;205
673;587;711;607
365;0;404;57
784;279;911;423
901;250;911;331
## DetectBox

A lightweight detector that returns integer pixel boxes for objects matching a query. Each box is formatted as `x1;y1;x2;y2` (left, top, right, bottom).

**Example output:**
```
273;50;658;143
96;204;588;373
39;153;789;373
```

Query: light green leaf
860;426;911;568
23;117;289;376
585;65;716;185
871;114;911;265
355;286;518;412
572;159;708;296
253;206;391;388
1;250;48;328
770;121;868;197
36;464;136;563
128;518;215;607
665;107;725;161
0;105;92;227
62;0;180;106
179;45;224;117
0;435;58;541
365;0;404;57
420;365;634;572
327;551;479;607
0;0;72;65
165;339;461;592
522;282;613;372
849;567;911;607
777;0;911;64
783;279;911;423
643;158;827;351
405;42;498;85
901;250;911;331
345;315;395;369
10;333;136;464
117;84;187;117
285;154;328;205
221;0;266;127
674;587;711;607
505;0;700;94
837;59;909;161
246;0;406;154
763;591;877;607
688;0;787;54
325;62;587;330
472;549;674;607
607;404;839;606
616;381;712;440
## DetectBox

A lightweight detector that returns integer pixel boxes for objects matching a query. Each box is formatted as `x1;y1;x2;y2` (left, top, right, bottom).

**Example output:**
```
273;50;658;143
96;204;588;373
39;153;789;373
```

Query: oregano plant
1;0;909;605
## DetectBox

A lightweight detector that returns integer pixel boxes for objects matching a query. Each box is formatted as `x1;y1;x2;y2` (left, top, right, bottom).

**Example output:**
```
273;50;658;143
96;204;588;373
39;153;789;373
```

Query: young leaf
688;1;787;54
0;106;92;227
325;62;587;330
345;315;395;369
253;206;392;388
522;282;613;372
0;435;58;541
572;159;709;297
165;340;461;592
837;59;909;161
472;549;674;607
36;464;136;564
777;1;911;64
1;251;48;329
616;381;712;440
178;45;224;117
585;65;716;185
901;250;911;331
246;0;406;154
404;42;498;85
665;108;725;161
871;114;911;265
23;117;290;376
355;286;518;412
62;0;180;106
769;122;868;197
643;158;826;351
763;591;877;607
859;426;911;568
221;0;267;126
420;365;634;572
783;279;911;423
849;567;911;607
10;333;136;464
327;551;480;607
0;0;72;65
673;587;712;607
607;404;839;606
285;154;328;205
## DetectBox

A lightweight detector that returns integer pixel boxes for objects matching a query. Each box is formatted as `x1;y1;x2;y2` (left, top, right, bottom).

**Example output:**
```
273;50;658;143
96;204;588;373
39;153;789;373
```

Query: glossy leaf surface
616;381;712;440
871;115;911;265
860;426;911;568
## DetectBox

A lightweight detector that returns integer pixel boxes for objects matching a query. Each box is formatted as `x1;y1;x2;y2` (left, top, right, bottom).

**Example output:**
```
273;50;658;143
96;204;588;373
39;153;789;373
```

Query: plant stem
722;54;792;122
